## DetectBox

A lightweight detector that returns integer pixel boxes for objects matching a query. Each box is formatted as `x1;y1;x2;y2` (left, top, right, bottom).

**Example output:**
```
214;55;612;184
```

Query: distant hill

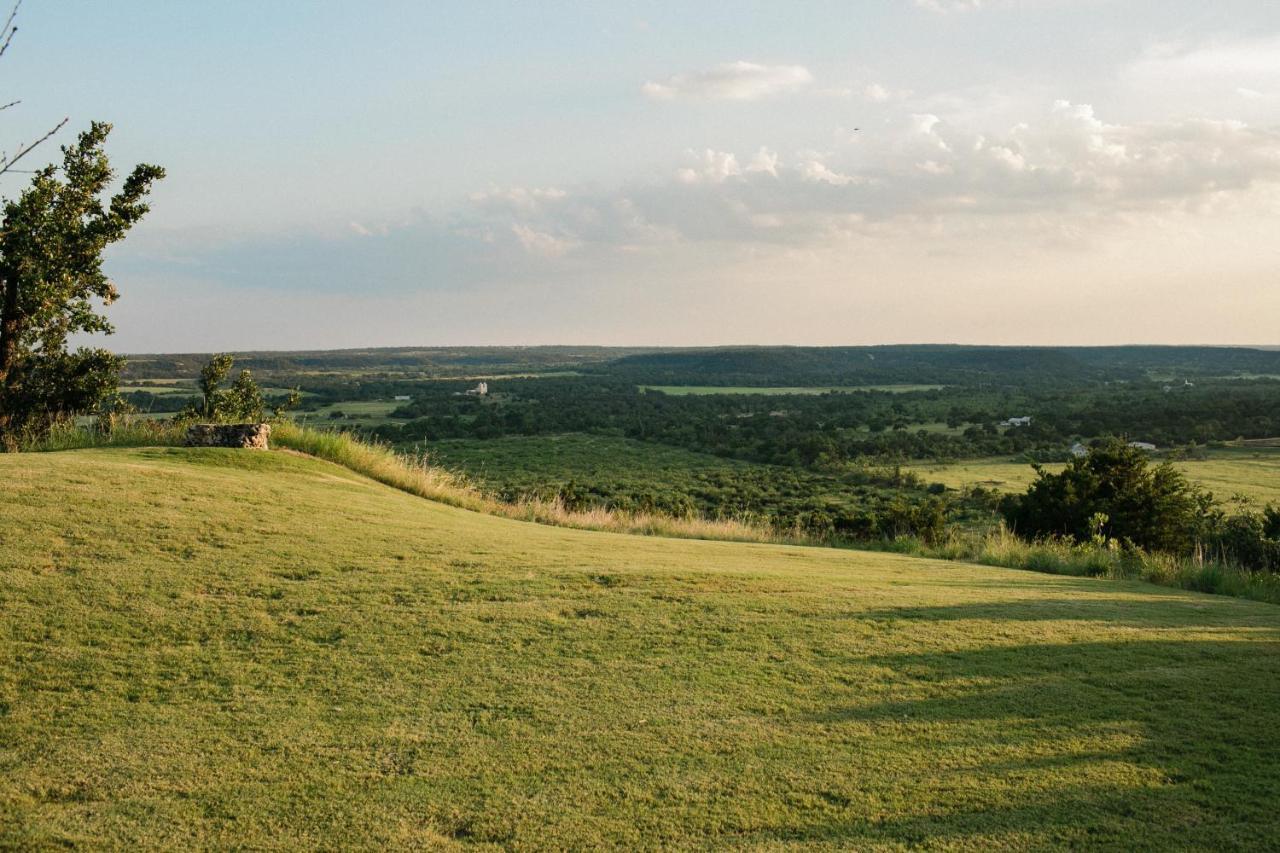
601;344;1280;387
3;446;1280;847
122;345;669;380
121;344;1280;387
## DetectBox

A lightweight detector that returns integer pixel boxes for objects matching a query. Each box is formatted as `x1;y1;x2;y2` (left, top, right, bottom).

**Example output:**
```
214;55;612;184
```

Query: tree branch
0;1;20;61
0;116;68;177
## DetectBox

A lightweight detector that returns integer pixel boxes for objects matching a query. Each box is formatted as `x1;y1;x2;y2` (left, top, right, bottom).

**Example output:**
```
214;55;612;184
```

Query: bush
999;439;1213;553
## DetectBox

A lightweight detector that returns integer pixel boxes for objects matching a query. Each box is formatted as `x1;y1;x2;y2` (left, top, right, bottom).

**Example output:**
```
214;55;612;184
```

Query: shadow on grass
855;596;1280;629
779;634;1280;848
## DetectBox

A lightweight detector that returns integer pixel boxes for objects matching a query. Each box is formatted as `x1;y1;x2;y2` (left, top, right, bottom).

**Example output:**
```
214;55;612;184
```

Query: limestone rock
184;423;271;450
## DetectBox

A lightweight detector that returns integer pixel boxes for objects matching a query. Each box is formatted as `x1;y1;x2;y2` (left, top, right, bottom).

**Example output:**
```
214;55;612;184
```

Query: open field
641;384;945;396
910;447;1280;506
117;384;193;396
2;447;1279;847
296;399;408;427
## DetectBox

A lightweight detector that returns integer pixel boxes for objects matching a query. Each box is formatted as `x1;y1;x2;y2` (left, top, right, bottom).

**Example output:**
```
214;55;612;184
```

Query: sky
5;0;1280;351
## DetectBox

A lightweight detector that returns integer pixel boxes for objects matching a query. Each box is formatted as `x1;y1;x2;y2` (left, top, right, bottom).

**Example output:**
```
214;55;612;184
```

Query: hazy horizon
8;1;1278;351
118;341;1280;357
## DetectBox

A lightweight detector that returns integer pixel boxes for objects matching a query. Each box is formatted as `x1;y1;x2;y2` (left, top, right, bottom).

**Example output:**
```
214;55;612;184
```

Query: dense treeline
121;346;657;381
121;344;1280;389
428;434;974;541
599;345;1280;388
369;377;1280;466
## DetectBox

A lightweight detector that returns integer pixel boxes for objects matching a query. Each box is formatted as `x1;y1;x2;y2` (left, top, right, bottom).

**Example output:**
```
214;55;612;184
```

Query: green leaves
0;122;163;445
184;354;297;424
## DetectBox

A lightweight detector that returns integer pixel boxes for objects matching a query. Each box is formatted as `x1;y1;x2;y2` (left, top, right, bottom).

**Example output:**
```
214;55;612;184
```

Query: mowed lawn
911;447;1280;506
2;450;1279;848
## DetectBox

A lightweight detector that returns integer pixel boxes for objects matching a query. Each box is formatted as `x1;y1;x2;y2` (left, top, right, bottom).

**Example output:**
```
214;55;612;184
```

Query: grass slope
2;448;1279;849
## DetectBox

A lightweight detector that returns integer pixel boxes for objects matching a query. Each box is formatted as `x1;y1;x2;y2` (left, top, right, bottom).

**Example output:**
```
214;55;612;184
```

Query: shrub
999;439;1213;553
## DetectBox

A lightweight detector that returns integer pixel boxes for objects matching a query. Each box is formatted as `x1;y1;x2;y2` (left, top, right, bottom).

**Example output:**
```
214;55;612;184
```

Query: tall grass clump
271;421;490;513
888;525;1280;606
21;418;184;452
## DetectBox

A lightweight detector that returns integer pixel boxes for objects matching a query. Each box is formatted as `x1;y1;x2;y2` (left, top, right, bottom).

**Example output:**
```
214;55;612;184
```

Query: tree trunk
0;274;20;439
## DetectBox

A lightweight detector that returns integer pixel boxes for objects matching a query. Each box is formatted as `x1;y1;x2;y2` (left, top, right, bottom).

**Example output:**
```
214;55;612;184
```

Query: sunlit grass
2;447;1279;847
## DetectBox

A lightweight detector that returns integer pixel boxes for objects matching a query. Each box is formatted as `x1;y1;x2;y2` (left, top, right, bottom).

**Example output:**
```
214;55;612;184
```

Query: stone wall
184;423;271;450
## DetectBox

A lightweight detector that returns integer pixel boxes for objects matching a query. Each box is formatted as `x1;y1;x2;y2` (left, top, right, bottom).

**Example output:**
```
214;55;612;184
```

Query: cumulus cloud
126;101;1280;305
676;149;742;184
511;224;578;258
642;61;814;101
797;158;862;187
746;147;780;177
467;100;1280;252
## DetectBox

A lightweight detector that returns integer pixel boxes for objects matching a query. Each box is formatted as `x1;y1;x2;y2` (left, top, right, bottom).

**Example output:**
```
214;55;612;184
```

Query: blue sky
6;0;1280;350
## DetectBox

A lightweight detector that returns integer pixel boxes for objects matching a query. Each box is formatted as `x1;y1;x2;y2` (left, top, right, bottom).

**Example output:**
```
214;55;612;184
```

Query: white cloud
863;83;892;103
913;0;986;12
477;101;1280;251
642;61;814;101
132;102;1280;325
798;158;861;187
676;149;742;184
746;147;780;177
511;224;578;258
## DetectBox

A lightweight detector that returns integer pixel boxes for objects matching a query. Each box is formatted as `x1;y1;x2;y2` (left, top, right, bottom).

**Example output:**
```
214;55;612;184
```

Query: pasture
909;446;1280;506
297;399;409;427
2;447;1279;848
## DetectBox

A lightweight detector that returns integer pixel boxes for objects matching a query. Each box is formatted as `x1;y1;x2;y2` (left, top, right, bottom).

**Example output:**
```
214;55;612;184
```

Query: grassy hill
2;448;1279;848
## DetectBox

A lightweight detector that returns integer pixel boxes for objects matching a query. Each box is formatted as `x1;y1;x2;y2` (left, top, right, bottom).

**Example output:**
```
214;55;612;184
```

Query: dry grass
884;526;1280;605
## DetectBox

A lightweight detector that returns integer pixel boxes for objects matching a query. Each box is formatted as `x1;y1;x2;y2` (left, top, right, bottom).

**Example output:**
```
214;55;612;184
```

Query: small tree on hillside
181;353;298;423
0;122;163;448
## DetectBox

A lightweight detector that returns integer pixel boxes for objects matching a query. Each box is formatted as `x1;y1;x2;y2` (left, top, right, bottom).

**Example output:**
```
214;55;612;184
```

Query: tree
999;439;1214;553
0;122;164;447
181;353;298;424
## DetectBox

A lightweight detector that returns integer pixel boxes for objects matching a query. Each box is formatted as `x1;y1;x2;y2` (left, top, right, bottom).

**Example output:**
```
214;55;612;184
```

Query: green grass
910;447;1280;506
2;447;1280;847
641;384;943;396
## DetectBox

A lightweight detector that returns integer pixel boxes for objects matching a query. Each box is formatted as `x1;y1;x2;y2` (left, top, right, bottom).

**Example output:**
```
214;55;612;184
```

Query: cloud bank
642;61;814;101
